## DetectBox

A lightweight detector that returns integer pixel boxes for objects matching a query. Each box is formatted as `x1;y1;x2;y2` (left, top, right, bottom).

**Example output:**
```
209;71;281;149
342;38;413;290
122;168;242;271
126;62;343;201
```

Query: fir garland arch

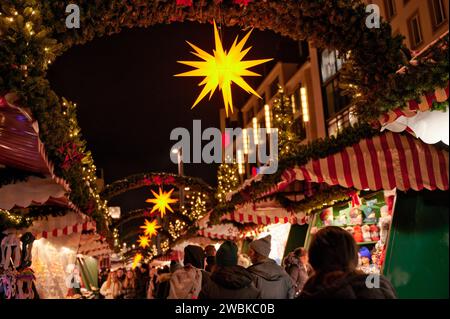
1;0;447;236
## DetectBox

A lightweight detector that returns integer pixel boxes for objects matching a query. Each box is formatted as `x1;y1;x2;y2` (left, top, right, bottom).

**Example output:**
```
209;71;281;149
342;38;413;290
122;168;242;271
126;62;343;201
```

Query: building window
323;76;351;120
429;0;447;30
408;12;423;49
269;78;279;100
320;49;345;83
327;106;357;137
384;0;397;20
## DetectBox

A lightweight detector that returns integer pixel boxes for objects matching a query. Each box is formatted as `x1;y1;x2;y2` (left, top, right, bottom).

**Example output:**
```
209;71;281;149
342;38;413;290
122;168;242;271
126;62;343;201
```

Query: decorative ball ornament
175;20;272;116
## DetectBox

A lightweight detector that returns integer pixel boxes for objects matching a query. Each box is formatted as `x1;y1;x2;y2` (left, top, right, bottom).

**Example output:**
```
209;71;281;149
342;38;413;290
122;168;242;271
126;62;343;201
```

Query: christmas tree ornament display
175;20;272;116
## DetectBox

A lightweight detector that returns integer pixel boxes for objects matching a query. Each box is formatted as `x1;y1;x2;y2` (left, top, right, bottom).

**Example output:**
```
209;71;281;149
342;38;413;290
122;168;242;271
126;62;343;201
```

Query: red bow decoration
85;200;95;215
57;142;84;170
176;0;193;6
152;176;163;185
233;0;253;6
386;196;395;215
164;176;176;184
347;190;361;207
143;178;152;186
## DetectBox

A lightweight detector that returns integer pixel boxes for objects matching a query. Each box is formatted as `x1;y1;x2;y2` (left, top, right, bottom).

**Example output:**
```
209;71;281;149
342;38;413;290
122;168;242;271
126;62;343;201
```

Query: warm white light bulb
300;87;309;123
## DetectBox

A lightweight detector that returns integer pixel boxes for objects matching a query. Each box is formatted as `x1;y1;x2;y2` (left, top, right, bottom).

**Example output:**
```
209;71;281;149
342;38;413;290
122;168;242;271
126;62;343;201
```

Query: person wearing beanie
247;235;295;299
199;241;261;299
204;245;216;273
168;245;208;299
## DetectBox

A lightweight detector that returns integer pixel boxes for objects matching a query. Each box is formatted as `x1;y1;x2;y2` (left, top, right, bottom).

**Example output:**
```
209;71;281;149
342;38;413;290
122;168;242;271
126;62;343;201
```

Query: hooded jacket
284;255;312;296
298;271;397;299
199;265;261;299
247;258;295;299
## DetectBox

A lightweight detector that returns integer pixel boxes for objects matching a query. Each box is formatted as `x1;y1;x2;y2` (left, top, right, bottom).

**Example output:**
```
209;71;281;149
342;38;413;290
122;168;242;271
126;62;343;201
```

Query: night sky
47;22;298;213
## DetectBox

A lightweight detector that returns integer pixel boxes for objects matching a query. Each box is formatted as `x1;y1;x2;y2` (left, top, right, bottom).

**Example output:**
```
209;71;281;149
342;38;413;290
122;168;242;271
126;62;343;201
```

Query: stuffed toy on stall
353;225;364;242
361;225;372;242
379;205;392;244
319;208;333;226
360;199;380;224
349;207;362;225
344;226;354;236
370;224;380;241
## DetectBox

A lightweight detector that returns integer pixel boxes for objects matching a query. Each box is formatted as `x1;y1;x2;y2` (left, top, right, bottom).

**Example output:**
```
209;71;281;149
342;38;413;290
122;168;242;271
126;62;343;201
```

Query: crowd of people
98;226;397;299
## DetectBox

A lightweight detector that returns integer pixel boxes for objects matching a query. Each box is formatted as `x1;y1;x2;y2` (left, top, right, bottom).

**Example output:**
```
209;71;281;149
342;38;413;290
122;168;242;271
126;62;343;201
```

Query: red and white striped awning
34;221;96;240
278;131;448;192
221;200;311;225
197;223;240;241
379;84;449;125
21;211;96;239
0;94;70;191
222;210;310;226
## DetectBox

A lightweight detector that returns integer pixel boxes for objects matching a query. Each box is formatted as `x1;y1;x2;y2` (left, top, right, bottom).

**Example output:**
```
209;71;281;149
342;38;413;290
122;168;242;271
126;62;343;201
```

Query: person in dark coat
155;261;182;299
199;241;261;299
136;263;149;299
284;248;313;296
247;235;295;299
204;245;216;273
298;226;397;299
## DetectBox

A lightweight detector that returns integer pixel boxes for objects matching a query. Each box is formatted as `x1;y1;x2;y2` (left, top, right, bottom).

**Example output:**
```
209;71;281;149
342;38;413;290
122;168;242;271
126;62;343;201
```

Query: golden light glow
175;21;272;116
300;87;310;123
137;235;150;249
264;104;271;130
242;129;249;154
140;219;161;238
146;188;178;218
237;150;245;175
132;253;143;269
252;117;259;145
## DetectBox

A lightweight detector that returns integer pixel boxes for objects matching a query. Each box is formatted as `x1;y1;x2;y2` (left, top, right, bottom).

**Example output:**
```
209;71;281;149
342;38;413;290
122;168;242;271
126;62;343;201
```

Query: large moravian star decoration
175;20;273;116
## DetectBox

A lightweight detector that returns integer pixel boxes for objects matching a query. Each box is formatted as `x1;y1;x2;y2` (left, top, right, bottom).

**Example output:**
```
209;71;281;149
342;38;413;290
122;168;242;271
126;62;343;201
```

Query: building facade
220;0;448;179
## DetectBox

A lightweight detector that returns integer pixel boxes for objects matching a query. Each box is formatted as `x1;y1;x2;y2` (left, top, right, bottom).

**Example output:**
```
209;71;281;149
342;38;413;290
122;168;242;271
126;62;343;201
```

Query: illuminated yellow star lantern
137;235;150;249
140;219;161;238
146;188;178;218
132;253;143;269
175;20;273;116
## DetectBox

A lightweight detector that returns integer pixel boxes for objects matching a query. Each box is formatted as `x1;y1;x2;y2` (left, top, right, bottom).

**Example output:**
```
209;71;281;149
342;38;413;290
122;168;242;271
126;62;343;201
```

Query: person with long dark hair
299;226;396;299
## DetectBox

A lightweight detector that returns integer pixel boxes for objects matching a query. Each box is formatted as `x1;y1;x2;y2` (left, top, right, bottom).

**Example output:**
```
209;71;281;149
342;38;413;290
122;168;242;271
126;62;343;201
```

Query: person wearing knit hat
216;241;238;267
199;241;260;299
247;235;295;299
249;235;272;257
